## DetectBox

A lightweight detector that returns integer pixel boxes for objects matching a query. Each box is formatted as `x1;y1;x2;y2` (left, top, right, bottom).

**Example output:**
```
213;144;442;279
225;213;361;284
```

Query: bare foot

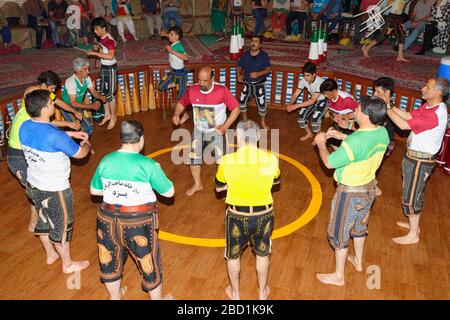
347;255;363;272
258;286;270;300
46;253;60;265
260;122;270;130
300;133;313;141
186;185;203;196
396;221;420;234
98;116;110;126
225;285;240;300
62;260;90;274
179;112;189;124
397;57;410;62
316;272;345;286
392;234;420;245
107;117;117;130
362;46;370;58
162;293;174;300
120;287;127;298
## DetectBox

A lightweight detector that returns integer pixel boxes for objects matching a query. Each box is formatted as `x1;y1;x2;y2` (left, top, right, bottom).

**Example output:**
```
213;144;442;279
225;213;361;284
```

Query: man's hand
91;101;101;110
87;50;97;57
215;125;227;135
71;131;89;140
326;127;346;141
313;132;327;146
68;121;81;131
101;96;107;103
80;139;91;148
172;114;180;126
165;45;172;53
249;72;259;79
286;104;299;113
74;110;83;121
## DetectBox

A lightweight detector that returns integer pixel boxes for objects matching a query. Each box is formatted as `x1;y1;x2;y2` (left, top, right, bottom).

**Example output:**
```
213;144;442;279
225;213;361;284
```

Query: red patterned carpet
325;47;441;91
0;36;213;95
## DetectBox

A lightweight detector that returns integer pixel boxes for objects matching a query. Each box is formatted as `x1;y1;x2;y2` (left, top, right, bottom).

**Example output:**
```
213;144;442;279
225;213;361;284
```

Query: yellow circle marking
147;146;322;247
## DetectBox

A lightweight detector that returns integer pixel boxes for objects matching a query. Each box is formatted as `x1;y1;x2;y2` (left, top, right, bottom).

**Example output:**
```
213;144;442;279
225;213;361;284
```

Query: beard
200;86;209;92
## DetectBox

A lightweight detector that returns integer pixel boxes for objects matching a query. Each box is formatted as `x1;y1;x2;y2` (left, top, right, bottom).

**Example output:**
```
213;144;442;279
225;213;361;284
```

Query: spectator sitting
285;0;308;41
162;0;182;31
271;0;291;38
403;0;433;50
48;0;69;48
325;0;343;34
112;0;138;41
0;9;12;49
23;0;52;49
76;0;97;44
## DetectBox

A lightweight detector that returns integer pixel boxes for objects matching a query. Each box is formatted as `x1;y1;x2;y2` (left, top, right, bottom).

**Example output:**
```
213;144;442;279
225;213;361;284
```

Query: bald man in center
172;66;241;196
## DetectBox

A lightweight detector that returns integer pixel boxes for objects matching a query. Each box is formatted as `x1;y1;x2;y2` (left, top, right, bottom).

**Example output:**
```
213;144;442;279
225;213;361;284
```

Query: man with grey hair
215;119;280;300
61;57;107;136
90;120;174;300
385;77;448;245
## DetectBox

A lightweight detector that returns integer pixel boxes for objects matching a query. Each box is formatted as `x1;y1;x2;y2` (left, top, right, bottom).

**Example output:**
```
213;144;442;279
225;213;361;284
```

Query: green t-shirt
328;126;389;186
62;74;93;105
168;41;186;70
90;150;173;205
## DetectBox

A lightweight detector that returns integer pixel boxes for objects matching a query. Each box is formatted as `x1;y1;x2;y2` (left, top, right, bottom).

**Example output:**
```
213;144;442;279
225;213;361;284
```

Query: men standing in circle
90;120;174;300
88;17;118;130
215;119;280;300
61;57;107;136
385;77;448;245
20;90;91;273
313;96;389;286
172;66;241;196
362;0;411;62
237;35;271;129
286;62;327;141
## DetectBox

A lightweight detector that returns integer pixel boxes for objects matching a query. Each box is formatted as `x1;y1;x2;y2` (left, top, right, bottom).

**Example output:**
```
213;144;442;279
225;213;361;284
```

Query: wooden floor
1;107;449;300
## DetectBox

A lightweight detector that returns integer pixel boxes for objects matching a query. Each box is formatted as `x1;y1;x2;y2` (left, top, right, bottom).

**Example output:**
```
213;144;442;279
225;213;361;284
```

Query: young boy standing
286;62;327;141
87;17;118;130
159;26;189;122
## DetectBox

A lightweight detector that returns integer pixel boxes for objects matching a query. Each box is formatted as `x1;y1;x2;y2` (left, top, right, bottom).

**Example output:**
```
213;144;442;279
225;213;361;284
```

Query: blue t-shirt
19;120;80;191
310;0;330;13
237;50;271;83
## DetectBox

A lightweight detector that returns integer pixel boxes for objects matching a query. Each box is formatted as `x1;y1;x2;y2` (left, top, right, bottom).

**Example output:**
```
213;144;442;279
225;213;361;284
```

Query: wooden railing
0;62;423;157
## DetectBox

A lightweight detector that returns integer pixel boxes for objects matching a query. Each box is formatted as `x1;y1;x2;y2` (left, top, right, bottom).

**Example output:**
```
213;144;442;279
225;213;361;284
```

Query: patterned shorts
26;186;74;244
100;64;117;103
189;127;228;165
96;204;162;292
401;153;435;216
297;99;328;132
7;146;27;187
327;183;376;249
225;207;274;260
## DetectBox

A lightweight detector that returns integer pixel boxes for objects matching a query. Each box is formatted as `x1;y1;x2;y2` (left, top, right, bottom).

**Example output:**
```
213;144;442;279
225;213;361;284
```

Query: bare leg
107;101;117;130
393;214;420;244
362;40;377;58
316;247;347;286
186;165;203;196
300;126;313;141
226;258;241;300
260;116;269;130
98;102;110;126
54;242;90;273
105;279;127;300
347;236;365;272
241;111;247;120
397;44;410;62
397;220;420;233
39;235;60;265
256;255;270;300
28;205;38;232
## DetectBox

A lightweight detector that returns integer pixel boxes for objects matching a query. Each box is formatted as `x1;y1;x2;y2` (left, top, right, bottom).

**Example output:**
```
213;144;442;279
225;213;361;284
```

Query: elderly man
61;57;107;136
385;77;448;245
314;96;389;286
215;119;280;300
172;66;241;196
20;89;91;273
90;120;174;300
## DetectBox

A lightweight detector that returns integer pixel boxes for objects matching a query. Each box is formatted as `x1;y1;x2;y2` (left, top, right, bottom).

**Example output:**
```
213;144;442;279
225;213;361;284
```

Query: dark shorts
100;64;118;103
26;185;74;244
375;13;406;44
7;146;27;187
189;127;228;165
225;206;274;260
327;182;377;249
239;81;267;117
298;99;328;132
401;152;436;216
158;68;187;100
96;203;162;292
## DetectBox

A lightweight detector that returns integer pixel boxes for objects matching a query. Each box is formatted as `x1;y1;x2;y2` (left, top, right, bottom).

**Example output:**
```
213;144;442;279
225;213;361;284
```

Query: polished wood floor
1;107;449;300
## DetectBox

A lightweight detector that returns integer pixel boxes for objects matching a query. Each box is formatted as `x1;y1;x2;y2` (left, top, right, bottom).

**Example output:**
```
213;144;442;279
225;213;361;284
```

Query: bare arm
73;140;92;159
387;108;412;131
172;102;187;125
88;86;107;103
216;107;241;134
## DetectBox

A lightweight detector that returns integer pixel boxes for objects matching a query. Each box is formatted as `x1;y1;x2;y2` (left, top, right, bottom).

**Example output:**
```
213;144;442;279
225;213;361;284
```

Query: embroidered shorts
7;146;28;187
189;127;228;165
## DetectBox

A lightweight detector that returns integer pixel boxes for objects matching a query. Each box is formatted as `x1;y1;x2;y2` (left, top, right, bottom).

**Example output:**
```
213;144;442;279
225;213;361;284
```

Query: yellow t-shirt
215;145;280;206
